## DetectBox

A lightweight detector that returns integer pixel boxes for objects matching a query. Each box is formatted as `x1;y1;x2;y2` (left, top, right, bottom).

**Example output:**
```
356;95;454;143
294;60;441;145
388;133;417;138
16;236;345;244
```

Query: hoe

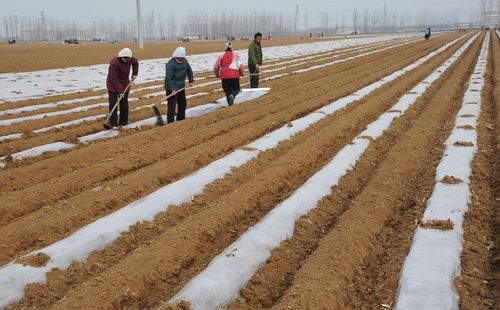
152;87;186;126
103;82;132;129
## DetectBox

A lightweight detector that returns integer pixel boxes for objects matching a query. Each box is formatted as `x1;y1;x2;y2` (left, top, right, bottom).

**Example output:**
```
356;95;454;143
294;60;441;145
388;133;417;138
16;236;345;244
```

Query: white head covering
173;47;187;58
225;42;233;51
118;48;132;58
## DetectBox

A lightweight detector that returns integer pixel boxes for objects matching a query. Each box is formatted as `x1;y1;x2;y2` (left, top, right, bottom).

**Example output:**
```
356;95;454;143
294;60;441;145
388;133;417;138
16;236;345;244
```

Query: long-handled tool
152;87;186;126
208;72;262;79
103;82;132;129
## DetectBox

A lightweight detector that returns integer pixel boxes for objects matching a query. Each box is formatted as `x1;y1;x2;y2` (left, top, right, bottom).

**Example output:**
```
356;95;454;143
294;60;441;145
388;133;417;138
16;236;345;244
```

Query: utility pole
136;0;144;49
353;9;358;34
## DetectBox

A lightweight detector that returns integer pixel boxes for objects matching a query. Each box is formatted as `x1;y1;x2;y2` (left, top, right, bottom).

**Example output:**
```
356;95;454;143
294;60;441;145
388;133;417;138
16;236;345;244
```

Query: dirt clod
15;252;51;267
442;175;464;184
158;300;192;310
454;141;474;147
420;219;454;230
458;125;475;130
241;147;258;152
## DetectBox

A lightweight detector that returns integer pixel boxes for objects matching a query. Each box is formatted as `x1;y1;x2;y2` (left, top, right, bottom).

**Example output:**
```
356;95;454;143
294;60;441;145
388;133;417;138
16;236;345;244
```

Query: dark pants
167;89;187;124
108;91;129;127
221;79;241;104
248;64;260;88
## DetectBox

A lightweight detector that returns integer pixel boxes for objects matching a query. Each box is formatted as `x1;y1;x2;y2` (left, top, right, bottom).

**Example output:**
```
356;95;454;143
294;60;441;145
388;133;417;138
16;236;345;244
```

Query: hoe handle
104;82;132;125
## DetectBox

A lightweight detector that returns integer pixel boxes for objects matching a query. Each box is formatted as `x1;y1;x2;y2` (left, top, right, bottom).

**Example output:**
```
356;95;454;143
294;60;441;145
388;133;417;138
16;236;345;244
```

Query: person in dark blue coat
165;47;194;124
424;27;431;40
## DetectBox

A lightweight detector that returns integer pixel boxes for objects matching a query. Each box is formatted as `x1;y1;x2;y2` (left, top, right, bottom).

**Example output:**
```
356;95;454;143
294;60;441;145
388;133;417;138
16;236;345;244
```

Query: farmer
248;32;263;88
424;27;431;40
106;48;139;127
165;47;194;124
214;42;245;106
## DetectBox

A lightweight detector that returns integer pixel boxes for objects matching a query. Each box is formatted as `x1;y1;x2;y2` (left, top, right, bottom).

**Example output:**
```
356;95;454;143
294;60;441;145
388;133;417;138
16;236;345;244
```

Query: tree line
0;8;483;42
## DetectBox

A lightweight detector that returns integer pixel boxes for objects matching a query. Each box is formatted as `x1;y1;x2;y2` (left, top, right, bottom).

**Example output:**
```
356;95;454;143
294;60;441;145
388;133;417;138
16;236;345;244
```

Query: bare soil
0;32;496;310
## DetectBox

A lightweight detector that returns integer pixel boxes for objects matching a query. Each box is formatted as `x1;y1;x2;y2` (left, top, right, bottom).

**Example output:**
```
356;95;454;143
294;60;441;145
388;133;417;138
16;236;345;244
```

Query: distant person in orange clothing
214;43;245;106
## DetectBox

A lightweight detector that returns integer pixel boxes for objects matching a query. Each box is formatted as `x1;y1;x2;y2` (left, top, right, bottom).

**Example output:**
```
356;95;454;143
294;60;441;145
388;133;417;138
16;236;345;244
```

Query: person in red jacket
106;48;139;127
214;43;244;106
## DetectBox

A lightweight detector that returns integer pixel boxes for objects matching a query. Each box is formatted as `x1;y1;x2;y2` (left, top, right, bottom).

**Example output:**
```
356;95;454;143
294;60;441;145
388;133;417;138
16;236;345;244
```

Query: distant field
0;37;332;73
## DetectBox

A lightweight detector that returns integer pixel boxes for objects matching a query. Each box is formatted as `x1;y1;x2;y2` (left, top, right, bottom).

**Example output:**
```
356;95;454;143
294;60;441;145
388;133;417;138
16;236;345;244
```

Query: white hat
118;48;132;58
173;47;187;58
225;42;233;51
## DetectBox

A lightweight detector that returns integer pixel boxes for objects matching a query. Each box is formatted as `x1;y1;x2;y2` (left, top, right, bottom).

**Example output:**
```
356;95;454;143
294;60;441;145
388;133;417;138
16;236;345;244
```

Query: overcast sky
4;0;478;21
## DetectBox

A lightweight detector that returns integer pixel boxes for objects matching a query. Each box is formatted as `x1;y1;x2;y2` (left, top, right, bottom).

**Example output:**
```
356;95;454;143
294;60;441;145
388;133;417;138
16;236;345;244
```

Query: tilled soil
0;42;385;110
340;32;499;310
1;32;497;310
453;47;496;310
453;30;500;310
237;32;485;310
6;34;464;309
492;30;500;310
0;41;403;153
0;37;331;73
0;36;452;266
229;33;480;310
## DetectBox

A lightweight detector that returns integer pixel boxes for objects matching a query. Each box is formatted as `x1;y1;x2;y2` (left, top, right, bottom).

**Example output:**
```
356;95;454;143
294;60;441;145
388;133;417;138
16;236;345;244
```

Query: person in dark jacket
106;48;139;127
214;42;244;106
165;47;194;124
424;27;431;40
248;32;263;88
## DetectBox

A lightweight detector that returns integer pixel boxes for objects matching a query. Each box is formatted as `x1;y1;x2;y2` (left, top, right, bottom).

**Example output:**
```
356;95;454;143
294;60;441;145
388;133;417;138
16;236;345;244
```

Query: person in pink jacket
214;43;244;106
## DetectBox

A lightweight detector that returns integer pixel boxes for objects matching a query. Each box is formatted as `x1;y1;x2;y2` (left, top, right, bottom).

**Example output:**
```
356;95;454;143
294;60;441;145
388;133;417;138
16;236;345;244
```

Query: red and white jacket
214;51;244;79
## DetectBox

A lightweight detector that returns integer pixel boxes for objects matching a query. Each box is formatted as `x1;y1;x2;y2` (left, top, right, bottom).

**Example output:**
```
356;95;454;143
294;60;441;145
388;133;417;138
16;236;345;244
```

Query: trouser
248;64;260;88
166;89;187;124
221;78;241;104
108;91;129;127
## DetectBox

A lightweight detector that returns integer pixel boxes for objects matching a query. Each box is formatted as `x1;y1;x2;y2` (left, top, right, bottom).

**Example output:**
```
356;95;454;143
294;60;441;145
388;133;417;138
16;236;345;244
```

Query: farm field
0;31;498;310
0;36;347;73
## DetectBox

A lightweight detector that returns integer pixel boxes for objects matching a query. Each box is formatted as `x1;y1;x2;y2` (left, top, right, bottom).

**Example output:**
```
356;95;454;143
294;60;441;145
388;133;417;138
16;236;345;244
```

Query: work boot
228;95;235;107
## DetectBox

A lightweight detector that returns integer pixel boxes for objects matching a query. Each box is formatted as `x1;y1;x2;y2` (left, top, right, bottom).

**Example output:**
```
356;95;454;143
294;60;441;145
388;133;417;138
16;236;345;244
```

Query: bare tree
146;10;154;40
371;11;379;33
340;15;346;34
392;12;396;32
497;0;500;25
3;17;11;39
363;9;369;34
352;9;358;33
304;11;309;33
479;0;488;25
321;12;329;35
1;7;474;42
